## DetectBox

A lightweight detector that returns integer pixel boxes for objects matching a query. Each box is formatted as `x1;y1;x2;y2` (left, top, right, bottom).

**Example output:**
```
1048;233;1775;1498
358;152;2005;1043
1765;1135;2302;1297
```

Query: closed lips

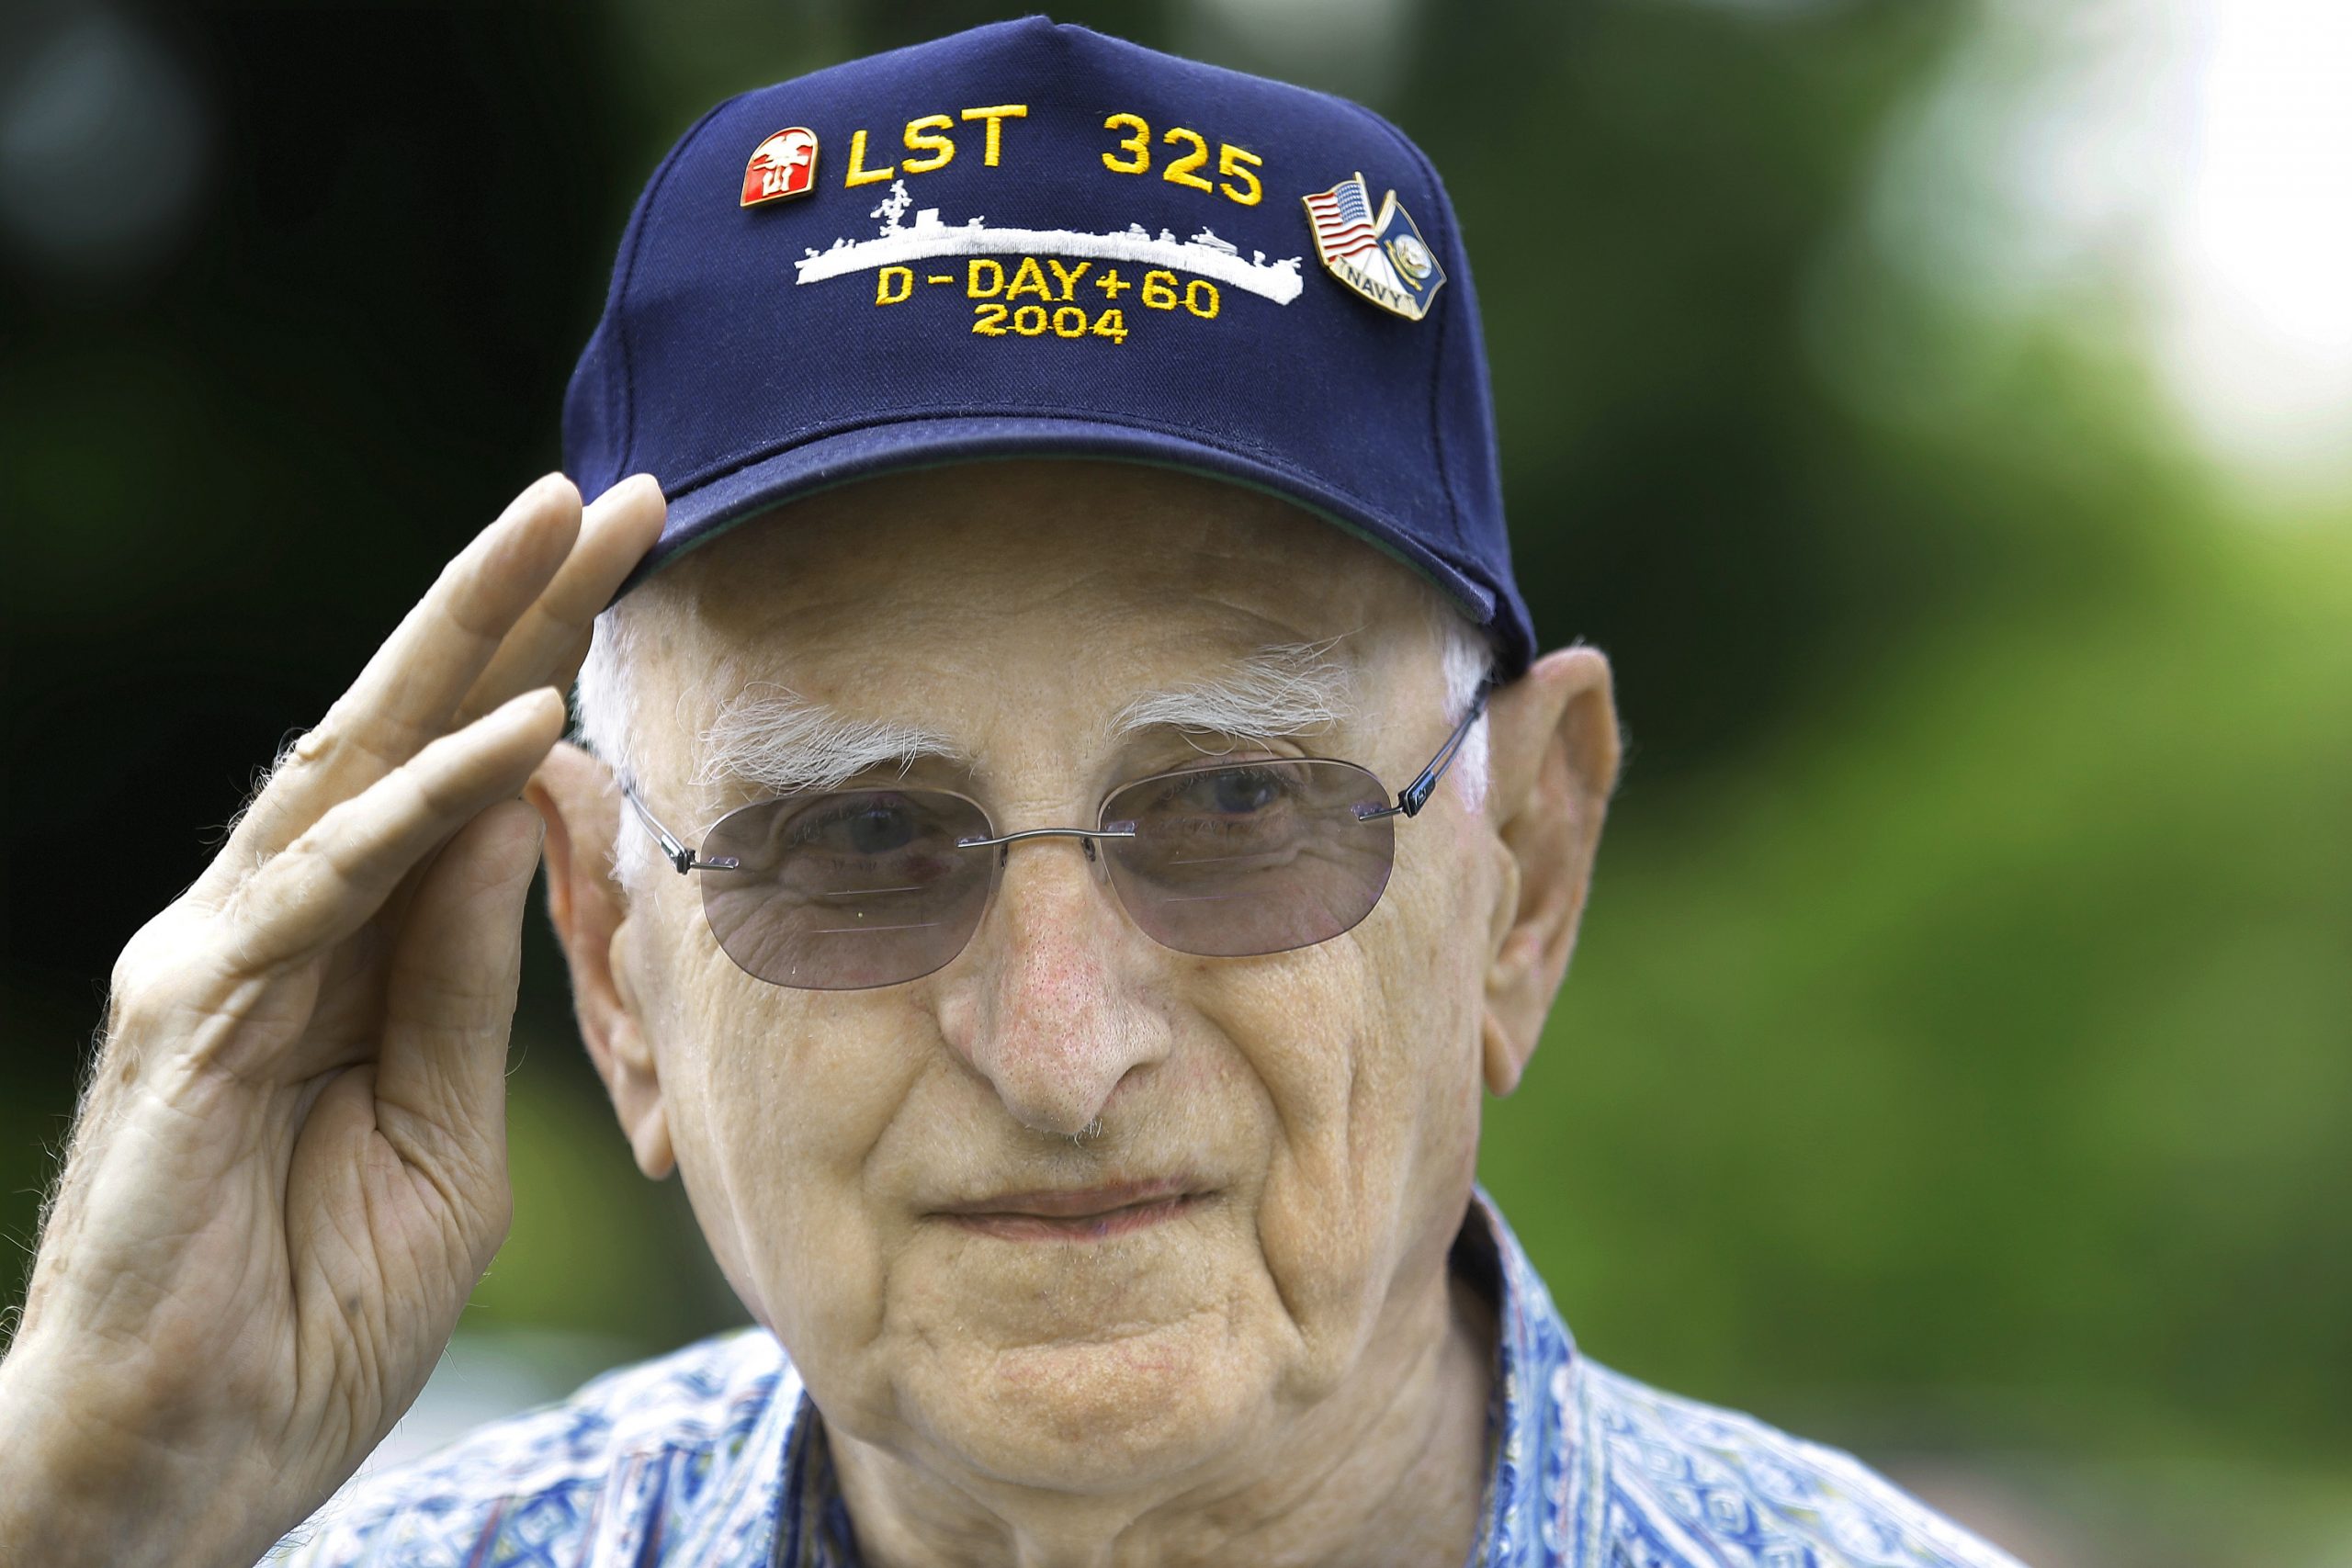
933;1179;1208;1239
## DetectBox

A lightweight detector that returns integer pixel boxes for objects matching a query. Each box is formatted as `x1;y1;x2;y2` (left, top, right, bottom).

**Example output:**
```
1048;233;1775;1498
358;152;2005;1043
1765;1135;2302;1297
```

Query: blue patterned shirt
267;1192;2022;1567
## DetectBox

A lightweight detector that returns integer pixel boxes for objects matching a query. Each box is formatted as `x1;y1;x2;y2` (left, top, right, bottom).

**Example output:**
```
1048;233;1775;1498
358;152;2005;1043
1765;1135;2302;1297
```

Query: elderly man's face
537;461;1611;1501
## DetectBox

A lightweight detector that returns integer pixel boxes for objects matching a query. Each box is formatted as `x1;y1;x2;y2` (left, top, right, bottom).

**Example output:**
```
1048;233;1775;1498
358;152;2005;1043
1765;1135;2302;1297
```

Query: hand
0;473;666;1568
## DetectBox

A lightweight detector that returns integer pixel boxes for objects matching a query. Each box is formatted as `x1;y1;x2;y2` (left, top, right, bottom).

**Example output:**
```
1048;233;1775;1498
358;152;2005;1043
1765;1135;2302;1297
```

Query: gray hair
573;584;1494;895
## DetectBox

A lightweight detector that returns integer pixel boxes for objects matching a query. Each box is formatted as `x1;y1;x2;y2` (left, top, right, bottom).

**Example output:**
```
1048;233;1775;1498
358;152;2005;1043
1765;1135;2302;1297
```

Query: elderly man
0;18;2021;1568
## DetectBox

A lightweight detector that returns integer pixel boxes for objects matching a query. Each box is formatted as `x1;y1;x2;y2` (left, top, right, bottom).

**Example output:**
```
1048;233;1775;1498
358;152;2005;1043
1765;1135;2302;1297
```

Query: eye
1198;766;1285;815
782;794;929;856
1148;764;1305;826
847;802;918;854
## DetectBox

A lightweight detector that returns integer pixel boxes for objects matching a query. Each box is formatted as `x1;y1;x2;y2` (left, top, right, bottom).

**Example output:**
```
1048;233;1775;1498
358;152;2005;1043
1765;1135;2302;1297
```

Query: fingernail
500;686;565;725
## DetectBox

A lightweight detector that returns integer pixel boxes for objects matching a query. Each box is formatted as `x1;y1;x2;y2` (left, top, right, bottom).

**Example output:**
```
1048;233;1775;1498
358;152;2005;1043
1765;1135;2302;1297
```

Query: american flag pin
741;128;820;209
1302;173;1445;321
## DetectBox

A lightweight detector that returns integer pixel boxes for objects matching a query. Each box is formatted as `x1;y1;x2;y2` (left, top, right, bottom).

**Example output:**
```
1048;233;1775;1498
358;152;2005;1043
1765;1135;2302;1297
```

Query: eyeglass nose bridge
956;821;1138;867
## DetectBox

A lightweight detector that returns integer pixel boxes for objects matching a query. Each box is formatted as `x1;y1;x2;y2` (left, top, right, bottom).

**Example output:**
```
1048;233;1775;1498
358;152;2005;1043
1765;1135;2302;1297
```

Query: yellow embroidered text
1100;115;1263;206
843;105;1031;187
867;258;1229;343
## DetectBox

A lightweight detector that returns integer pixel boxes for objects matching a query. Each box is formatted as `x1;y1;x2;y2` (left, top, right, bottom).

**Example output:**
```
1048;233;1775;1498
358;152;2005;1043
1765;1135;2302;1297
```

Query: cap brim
610;415;1499;633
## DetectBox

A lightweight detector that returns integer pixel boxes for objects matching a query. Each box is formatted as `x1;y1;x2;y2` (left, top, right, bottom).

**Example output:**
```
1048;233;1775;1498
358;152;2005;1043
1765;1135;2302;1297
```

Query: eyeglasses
620;688;1488;991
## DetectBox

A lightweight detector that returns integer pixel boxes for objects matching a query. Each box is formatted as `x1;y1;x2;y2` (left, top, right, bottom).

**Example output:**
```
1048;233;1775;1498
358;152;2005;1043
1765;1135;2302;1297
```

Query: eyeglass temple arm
618;777;739;874
1367;682;1493;821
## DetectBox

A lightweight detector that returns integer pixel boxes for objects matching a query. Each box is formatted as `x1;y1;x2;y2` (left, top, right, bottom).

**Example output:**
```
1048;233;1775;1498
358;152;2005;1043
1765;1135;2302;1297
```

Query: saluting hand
0;473;665;1568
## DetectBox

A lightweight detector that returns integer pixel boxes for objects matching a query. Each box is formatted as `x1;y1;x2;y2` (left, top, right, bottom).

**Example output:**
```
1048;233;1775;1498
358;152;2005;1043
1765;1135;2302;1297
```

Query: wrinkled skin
532;462;1621;1568
0;460;1612;1568
0;474;669;1568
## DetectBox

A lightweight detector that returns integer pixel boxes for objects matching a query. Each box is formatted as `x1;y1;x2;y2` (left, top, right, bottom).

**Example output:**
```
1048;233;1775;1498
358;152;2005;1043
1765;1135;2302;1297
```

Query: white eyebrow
692;684;965;795
1110;638;1356;746
690;641;1355;795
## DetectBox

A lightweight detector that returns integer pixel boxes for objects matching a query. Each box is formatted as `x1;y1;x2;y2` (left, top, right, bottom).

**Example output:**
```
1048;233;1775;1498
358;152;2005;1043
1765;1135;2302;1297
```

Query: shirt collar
1458;1185;1581;1567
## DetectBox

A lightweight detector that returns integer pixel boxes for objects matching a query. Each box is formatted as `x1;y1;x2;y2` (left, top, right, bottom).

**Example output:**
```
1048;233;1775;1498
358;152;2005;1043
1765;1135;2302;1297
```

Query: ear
526;740;675;1179
1477;645;1621;1097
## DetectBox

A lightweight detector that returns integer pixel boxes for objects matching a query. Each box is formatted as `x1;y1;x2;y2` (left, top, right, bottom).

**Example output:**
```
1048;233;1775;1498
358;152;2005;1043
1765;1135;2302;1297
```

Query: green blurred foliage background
2;3;2345;1563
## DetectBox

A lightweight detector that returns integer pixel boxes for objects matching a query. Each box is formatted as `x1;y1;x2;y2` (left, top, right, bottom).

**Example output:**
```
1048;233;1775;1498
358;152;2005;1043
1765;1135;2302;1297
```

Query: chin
901;1315;1272;1493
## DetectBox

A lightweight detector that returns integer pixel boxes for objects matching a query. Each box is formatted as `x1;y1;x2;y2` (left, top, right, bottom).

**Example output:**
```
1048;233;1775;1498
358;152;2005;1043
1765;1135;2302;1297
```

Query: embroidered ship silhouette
796;182;1304;306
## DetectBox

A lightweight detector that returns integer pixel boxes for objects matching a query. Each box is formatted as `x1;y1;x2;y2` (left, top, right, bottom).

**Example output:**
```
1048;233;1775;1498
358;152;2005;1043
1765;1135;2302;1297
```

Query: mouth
931;1177;1211;1243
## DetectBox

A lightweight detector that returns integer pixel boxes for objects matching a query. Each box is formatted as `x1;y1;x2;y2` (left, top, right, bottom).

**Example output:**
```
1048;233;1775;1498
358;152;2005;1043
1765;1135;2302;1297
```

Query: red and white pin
741;128;820;208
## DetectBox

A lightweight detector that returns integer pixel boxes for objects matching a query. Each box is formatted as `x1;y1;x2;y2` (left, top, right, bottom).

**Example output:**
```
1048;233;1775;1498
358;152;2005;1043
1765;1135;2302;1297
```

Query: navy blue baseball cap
563;15;1536;677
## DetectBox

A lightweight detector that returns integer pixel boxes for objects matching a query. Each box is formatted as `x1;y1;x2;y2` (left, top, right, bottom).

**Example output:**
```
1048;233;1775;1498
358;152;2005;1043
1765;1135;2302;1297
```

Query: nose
933;833;1171;1136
